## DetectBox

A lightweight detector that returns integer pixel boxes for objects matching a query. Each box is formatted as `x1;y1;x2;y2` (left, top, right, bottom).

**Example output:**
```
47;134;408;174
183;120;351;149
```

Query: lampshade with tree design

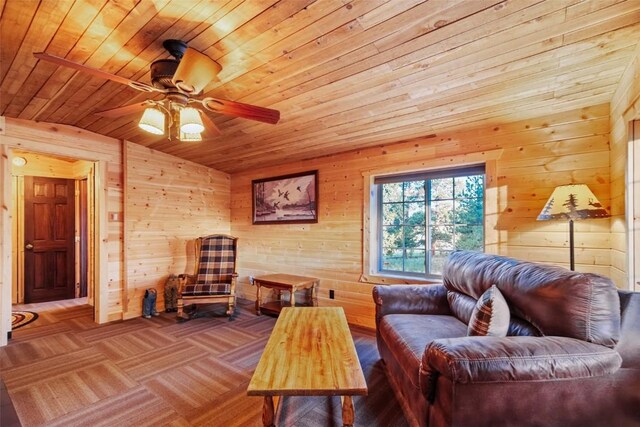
537;184;610;271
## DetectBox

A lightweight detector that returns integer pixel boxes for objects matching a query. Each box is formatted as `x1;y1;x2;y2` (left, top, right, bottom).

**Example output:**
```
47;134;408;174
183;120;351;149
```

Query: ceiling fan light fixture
138;107;165;135
180;107;204;134
172;47;221;95
180;131;203;142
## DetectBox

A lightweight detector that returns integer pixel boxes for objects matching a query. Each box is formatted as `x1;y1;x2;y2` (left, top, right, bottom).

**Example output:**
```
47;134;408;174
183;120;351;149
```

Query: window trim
377;166;485;278
360;150;502;285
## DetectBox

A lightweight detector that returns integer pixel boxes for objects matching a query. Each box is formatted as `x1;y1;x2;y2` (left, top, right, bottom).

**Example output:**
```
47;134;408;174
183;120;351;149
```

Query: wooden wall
124;142;231;318
1;142;11;346
0;119;233;333
610;43;640;291
0;117;122;329
230;105;612;328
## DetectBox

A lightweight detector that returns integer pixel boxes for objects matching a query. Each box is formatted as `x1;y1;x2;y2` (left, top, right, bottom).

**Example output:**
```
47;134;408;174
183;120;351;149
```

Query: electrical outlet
249;276;254;285
329;289;335;299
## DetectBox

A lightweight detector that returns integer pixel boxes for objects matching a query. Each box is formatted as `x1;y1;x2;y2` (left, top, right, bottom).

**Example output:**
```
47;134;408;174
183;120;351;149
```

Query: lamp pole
569;219;575;271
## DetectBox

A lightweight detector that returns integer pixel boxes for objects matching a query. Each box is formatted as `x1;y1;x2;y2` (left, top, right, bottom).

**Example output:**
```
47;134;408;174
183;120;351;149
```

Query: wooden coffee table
254;274;319;315
247;307;367;426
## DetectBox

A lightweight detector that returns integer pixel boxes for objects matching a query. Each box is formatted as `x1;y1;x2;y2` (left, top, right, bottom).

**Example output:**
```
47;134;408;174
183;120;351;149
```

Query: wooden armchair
177;234;238;320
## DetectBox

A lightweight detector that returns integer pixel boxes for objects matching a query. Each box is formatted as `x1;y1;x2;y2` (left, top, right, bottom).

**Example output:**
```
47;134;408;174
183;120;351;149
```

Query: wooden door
24;176;76;303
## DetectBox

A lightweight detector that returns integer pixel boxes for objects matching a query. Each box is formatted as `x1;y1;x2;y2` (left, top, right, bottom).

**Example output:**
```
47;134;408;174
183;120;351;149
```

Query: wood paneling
0;117;122;345
231;105;611;328
1;143;12;346
124;142;230;318
1;119;233;333
609;41;640;290
0;1;638;174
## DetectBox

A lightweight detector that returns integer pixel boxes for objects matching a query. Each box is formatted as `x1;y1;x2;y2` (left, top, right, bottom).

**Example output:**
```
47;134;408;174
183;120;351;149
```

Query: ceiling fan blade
33;52;164;93
172;47;221;95
201;97;280;124
94;101;154;118
197;110;222;137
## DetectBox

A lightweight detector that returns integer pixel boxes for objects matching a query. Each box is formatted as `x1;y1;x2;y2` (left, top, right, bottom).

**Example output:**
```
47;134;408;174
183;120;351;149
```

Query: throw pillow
467;285;510;337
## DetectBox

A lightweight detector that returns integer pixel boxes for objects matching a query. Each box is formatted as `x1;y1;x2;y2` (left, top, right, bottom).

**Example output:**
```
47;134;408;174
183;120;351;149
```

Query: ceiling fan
33;40;280;141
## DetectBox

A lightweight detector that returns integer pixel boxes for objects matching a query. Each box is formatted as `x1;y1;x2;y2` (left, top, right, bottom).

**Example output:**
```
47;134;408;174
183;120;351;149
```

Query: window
375;165;485;278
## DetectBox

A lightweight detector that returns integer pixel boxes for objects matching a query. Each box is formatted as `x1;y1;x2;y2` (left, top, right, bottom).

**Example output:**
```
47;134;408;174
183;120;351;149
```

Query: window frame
360;150;502;285
375;166;486;279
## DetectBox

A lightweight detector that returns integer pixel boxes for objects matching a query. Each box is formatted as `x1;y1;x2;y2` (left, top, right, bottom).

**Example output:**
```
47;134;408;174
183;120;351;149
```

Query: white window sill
359;272;442;286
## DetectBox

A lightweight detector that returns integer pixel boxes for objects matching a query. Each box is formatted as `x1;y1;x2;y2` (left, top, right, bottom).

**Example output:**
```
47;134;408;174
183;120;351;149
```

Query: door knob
25;243;34;250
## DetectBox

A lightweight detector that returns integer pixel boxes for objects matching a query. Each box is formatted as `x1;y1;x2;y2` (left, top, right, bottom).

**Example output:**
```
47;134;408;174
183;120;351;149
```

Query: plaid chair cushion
196;235;236;286
183;283;230;296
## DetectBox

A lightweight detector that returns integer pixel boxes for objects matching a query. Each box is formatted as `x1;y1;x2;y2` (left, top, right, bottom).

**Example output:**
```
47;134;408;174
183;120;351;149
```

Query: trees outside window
377;167;484;277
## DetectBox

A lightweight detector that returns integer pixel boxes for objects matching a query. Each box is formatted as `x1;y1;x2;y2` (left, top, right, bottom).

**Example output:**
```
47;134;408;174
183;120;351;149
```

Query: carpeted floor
1;299;409;426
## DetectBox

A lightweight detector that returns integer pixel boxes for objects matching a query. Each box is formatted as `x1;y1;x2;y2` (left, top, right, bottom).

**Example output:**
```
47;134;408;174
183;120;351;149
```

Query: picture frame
252;170;318;224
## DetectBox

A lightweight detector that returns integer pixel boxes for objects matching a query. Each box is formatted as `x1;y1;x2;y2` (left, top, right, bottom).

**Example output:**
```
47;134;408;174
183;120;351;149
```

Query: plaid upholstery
183;282;230;296
194;235;236;294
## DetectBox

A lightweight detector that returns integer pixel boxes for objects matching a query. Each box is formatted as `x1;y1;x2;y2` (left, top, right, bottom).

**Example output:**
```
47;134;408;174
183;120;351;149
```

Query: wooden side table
254;274;319;316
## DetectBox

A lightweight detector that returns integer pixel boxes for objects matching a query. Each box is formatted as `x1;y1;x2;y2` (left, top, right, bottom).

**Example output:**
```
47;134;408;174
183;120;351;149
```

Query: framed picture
252;170;318;224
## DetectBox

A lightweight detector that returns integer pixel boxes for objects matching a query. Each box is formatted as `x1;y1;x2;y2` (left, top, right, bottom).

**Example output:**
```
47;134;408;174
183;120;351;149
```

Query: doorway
11;151;94;308
1;123;113;347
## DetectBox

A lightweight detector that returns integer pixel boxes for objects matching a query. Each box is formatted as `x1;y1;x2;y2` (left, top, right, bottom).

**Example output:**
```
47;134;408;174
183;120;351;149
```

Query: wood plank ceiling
1;0;639;174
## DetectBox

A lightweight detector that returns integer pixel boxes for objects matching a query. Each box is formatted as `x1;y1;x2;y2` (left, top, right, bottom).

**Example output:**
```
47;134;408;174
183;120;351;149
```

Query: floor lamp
537;184;610;271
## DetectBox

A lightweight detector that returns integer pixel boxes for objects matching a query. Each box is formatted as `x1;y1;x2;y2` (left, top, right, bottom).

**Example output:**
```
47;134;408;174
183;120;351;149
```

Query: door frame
12;162;92;304
0;146;109;345
628;120;640;291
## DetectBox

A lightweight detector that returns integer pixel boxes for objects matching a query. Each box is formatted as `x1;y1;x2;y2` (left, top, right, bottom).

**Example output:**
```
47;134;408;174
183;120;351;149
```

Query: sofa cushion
423;336;622;386
443;251;620;347
467;285;510;337
508;317;541;337
447;291;475;324
449;290;540;336
379;314;467;389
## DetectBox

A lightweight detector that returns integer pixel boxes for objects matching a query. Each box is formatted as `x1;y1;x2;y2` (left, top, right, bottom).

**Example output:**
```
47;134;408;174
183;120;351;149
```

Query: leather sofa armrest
373;284;451;326
419;336;622;402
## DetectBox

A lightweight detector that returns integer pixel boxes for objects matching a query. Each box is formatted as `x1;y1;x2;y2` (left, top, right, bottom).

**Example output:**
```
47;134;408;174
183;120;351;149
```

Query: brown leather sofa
373;251;640;427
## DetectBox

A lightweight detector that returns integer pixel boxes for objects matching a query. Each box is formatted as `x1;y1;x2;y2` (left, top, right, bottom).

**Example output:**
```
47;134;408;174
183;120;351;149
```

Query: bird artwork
254;172;317;223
